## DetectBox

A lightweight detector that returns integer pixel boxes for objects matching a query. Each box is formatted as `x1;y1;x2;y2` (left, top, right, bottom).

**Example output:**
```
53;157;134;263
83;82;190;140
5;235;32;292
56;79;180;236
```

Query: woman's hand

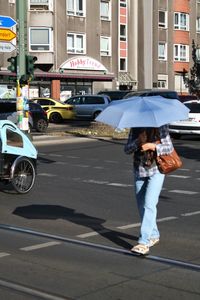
141;143;156;151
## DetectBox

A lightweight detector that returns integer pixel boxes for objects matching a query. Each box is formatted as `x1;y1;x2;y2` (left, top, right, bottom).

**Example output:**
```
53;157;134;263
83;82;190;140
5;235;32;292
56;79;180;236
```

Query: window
6;129;23;148
29;0;53;11
100;36;111;56
85;96;104;104
120;0;126;7
67;0;85;17
174;44;189;62
29;27;53;51
120;24;126;41
100;1;111;21
120;58;127;71
67;33;86;54
159;11;167;28
157;80;167;89
197;17;200;32
158;42;167;60
174;12;189;31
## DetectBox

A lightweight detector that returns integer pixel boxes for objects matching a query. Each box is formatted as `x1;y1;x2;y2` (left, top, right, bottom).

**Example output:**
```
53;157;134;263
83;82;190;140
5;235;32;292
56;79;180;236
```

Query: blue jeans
134;172;165;245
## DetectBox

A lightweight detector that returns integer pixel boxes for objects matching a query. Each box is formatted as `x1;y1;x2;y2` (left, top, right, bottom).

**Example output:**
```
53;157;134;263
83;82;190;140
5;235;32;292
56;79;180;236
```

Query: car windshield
184;103;200;113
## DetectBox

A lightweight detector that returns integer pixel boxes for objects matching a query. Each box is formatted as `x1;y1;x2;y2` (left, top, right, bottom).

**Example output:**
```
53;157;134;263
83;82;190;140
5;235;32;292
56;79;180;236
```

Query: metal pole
16;0;27;82
16;0;30;135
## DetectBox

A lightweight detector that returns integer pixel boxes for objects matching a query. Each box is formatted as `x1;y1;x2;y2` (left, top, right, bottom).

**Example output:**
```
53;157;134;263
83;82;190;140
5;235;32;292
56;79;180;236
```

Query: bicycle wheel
11;157;36;194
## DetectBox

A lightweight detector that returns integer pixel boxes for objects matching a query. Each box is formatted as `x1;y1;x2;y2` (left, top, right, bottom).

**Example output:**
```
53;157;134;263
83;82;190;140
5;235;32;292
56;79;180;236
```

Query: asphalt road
0;133;199;299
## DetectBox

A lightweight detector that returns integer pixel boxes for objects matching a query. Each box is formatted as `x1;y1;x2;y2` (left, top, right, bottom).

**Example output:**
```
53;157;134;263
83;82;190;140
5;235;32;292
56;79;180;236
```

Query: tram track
0;223;199;273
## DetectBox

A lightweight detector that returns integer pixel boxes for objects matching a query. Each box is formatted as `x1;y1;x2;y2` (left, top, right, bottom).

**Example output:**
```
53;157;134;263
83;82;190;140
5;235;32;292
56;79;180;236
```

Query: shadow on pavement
13;204;137;250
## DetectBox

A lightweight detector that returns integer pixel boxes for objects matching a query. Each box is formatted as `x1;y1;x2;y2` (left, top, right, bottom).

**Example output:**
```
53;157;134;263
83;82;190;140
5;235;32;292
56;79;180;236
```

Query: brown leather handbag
156;148;182;174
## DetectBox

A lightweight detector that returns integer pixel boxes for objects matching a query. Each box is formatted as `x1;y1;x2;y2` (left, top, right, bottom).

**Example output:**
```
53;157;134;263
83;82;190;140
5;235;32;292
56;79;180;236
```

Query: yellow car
32;98;75;123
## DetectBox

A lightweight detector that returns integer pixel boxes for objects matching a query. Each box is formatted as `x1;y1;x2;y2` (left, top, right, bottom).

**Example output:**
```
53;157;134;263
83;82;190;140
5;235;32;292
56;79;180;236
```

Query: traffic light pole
15;0;30;135
16;0;27;84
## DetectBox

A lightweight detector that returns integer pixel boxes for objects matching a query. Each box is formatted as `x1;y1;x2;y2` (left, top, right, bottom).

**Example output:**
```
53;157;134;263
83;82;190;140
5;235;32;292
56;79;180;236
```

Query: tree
183;40;200;97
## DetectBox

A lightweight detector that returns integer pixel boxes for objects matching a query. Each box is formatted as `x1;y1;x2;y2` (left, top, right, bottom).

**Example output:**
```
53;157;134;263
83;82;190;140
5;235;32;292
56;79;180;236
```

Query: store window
100;36;111;56
29;27;53;51
67;33;86;54
66;0;85;17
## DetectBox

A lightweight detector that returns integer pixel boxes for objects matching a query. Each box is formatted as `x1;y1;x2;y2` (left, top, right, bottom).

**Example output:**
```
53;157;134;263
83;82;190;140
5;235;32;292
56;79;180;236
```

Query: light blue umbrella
95;96;190;129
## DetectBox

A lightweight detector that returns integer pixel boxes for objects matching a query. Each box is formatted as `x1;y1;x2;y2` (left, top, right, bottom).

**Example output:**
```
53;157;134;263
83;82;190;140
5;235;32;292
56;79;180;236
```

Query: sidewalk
32;133;94;146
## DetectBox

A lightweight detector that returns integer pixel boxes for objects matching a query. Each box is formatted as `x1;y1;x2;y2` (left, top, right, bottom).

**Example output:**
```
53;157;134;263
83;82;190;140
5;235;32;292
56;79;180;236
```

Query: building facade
0;0;200;100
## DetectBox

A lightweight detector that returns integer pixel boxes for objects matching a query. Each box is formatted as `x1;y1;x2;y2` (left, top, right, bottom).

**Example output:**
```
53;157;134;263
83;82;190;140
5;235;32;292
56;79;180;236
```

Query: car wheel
36;119;48;132
93;111;101;120
49;112;63;123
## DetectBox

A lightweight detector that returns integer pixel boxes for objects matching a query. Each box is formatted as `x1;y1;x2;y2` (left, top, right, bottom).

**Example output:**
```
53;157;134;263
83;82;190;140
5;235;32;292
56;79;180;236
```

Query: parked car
169;100;200;138
97;90;131;101
65;94;111;119
123;89;180;100
28;101;48;132
178;94;198;102
31;97;75;123
0;99;48;132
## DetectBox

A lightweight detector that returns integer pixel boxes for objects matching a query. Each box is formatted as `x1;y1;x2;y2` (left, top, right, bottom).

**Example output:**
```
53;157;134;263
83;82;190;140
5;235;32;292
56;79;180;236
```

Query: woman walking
124;125;174;255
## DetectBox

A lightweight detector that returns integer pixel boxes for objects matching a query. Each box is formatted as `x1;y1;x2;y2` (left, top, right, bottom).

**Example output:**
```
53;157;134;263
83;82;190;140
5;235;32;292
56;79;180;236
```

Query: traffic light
7;56;17;73
26;55;37;77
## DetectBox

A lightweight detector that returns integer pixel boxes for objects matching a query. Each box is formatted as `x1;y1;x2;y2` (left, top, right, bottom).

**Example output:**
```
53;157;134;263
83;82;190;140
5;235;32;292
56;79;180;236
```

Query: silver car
65;94;111;120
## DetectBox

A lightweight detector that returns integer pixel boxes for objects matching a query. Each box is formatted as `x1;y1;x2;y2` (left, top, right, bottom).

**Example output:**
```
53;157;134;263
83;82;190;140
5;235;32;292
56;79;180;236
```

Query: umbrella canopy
95;96;190;129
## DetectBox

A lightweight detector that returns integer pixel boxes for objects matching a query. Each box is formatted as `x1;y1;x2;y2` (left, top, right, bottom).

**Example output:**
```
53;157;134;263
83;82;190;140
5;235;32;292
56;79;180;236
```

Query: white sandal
131;244;149;255
149;238;159;247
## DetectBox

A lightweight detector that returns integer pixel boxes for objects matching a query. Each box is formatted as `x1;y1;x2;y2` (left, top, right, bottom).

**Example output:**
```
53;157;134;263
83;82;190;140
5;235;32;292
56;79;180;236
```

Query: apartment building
0;0;199;99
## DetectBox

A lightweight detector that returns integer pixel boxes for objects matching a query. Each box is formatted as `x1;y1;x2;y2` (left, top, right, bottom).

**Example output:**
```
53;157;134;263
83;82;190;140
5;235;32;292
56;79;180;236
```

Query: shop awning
34;71;115;81
118;73;137;85
0;71;115;82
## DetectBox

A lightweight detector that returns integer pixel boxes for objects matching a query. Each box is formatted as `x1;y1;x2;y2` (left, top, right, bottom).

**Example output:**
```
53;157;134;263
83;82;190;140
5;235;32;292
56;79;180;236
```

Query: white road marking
157;216;178;222
93;166;104;169
77;229;109;238
37;173;57;177
107;183;132;187
83;179;109;185
117;216;178;230
48;154;62;157
66;155;79;159
168;175;190;179
20;241;61;251
118;223;141;230
169;190;198;195
72;164;90;168
179;168;190;171
181;211;200;217
104;160;118;164
0;252;10;258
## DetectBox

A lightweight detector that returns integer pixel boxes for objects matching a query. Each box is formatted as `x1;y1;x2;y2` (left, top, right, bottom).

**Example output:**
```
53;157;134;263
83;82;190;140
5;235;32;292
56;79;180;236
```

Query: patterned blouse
124;125;174;177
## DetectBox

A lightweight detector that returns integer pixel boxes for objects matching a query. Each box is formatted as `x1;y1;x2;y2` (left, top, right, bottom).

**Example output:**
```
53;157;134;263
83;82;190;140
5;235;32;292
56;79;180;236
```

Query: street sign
0;41;16;52
0;15;17;28
0;28;16;41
